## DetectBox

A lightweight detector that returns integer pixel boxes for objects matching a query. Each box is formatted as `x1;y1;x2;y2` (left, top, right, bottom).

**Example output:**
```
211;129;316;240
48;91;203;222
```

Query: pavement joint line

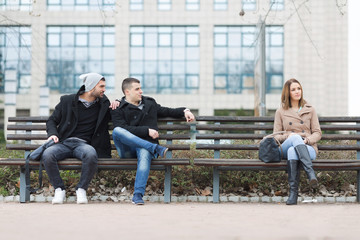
0;195;357;203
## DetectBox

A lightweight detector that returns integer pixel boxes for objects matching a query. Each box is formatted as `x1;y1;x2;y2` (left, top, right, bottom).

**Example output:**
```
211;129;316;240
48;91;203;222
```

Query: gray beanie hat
79;73;104;92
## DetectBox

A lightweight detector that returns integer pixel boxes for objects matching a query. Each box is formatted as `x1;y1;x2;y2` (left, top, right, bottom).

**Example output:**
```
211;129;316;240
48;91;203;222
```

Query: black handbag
259;132;284;163
25;139;55;193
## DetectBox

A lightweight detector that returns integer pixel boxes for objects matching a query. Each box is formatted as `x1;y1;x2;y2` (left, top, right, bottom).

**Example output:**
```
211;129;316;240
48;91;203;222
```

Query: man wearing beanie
41;73;113;204
111;77;195;205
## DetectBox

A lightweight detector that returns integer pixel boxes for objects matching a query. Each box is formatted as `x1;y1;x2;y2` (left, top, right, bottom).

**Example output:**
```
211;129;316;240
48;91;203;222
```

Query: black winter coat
111;96;185;143
46;86;112;158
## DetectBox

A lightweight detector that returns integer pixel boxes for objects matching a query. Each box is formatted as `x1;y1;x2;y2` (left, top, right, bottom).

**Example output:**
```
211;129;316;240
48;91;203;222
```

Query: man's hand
109;100;120;110
149;129;159;139
184;111;195;122
48;135;59;143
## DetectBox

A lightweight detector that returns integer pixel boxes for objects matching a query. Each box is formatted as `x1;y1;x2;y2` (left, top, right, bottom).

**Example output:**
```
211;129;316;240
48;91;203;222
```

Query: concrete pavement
0;202;359;240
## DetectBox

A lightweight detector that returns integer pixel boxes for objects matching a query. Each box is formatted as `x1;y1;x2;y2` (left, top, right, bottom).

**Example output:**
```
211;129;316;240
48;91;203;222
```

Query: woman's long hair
281;78;306;110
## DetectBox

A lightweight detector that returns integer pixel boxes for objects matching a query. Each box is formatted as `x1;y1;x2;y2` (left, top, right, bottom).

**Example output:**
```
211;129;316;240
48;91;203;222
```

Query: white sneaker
52;188;66;204
76;188;88;204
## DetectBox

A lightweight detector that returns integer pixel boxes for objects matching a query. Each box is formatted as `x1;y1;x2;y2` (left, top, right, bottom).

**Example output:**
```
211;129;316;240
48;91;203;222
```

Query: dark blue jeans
112;127;158;196
41;137;98;190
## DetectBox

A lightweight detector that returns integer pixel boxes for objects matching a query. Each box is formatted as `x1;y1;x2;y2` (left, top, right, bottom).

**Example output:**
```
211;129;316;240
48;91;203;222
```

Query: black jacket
111;96;185;143
46;86;112;158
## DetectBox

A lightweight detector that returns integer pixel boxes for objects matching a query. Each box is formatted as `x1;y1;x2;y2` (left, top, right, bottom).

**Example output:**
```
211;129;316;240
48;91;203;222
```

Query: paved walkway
1;202;360;240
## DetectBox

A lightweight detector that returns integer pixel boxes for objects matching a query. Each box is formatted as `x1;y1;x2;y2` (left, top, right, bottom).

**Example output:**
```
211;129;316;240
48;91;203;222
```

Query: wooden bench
193;116;360;203
0;116;192;203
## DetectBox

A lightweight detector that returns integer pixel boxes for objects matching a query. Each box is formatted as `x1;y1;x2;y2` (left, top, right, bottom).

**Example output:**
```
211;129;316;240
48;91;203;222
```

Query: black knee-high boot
294;145;318;188
286;160;300;205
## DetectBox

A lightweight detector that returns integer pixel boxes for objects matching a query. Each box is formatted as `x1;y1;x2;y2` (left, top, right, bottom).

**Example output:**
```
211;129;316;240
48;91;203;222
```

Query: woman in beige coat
273;78;322;205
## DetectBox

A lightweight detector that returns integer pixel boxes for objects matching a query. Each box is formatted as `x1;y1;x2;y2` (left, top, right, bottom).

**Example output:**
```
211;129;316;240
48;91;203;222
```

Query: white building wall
0;0;348;117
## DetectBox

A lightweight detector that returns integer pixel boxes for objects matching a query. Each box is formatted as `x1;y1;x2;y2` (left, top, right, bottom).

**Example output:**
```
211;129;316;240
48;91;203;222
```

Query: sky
348;0;360;115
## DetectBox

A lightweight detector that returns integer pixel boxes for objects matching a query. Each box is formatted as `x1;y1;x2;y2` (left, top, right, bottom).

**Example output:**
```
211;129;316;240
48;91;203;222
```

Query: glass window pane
213;25;283;93
144;61;157;73
131;33;143;46
159;33;171;46
228;33;241;47
158;47;171;60
46;26;115;93
47;0;115;10
131;48;144;60
130;26;199;94
173;33;185;46
89;33;102;46
145;33;157;47
103;33;115;46
173;48;185;60
186;75;199;88
0;26;32;93
76;34;88;46
187;33;199;46
214;33;227;46
144;48;157;60
172;61;185;74
61;33;74;46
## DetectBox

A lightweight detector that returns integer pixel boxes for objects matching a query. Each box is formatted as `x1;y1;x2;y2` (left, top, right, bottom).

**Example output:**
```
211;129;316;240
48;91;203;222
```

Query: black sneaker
132;193;144;205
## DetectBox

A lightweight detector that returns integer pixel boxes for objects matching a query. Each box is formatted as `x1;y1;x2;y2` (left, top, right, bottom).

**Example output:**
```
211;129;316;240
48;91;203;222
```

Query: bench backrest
194;116;360;160
6;116;194;158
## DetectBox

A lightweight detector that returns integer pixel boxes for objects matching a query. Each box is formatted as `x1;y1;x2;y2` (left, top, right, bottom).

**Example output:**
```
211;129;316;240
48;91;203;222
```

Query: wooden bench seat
0;116;192;203
193;116;360;203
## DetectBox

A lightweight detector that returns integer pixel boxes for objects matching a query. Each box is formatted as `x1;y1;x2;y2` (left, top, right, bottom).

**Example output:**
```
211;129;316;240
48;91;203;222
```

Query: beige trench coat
273;103;322;154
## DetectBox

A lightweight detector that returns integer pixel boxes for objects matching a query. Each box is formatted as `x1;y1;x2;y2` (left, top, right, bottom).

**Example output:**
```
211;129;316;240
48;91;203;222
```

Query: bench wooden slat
195;124;360;131
7;134;47;140
0;158;190;166
195;116;360;123
196;133;360;140
7;133;191;141
196;144;360;151
7;125;47;131
193;158;360;168
6;143;191;151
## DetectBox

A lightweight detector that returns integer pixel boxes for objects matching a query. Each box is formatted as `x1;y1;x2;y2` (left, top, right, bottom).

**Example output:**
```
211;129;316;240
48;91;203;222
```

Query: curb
0;195;357;203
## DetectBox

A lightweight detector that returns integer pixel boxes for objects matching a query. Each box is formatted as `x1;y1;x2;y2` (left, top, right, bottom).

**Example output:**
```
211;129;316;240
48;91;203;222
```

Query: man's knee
113;127;127;137
137;149;152;171
41;147;58;166
76;145;98;164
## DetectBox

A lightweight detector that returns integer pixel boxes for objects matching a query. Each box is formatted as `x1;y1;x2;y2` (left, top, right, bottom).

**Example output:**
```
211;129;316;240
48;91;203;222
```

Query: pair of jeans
41;137;98;190
280;134;316;160
112;127;158;196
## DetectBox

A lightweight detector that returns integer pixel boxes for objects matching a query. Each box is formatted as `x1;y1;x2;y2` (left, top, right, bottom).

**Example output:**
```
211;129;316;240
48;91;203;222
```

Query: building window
270;0;284;11
0;26;32;93
46;26;115;93
130;26;200;94
0;0;32;11
213;26;284;93
242;0;256;11
266;26;284;91
47;0;116;11
158;0;171;11
214;0;227;11
130;0;143;10
186;0;199;10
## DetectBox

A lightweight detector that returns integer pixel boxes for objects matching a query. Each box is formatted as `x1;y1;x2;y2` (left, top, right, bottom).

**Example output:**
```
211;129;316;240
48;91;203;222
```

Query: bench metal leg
19;167;30;203
164;166;172;203
213;166;220;203
357;170;360;203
